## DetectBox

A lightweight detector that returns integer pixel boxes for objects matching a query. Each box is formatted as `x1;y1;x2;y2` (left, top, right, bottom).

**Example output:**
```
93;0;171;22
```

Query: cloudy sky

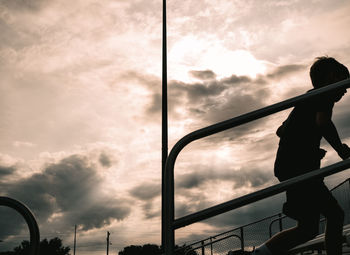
1;0;350;254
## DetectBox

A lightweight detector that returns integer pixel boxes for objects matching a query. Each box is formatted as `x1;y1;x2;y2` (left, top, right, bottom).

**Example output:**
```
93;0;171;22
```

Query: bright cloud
169;36;267;81
1;0;350;254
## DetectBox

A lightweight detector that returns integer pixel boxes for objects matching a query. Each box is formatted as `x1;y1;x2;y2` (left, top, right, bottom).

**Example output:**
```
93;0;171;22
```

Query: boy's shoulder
299;89;334;112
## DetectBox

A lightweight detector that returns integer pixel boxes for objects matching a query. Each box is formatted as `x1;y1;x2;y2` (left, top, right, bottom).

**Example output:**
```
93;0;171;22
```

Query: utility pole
73;225;77;255
106;231;111;255
161;0;168;250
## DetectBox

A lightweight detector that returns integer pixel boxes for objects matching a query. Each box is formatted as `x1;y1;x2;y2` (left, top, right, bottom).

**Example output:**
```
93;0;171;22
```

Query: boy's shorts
282;181;339;221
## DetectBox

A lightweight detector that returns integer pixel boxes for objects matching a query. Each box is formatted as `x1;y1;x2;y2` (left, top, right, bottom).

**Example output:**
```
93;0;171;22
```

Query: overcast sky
1;0;350;254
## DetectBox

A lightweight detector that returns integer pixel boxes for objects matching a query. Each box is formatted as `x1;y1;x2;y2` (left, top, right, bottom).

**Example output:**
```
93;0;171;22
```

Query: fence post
240;227;244;250
201;241;205;255
210;237;213;255
278;213;283;232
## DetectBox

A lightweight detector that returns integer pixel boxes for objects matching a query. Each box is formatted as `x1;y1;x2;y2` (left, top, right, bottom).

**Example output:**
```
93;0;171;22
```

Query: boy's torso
274;91;334;180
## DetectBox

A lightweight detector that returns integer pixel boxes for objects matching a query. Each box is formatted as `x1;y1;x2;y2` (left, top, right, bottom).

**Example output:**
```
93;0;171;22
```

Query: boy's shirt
274;89;334;181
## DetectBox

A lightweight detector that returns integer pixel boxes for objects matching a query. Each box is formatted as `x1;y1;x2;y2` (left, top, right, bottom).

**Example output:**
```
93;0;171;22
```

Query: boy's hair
310;56;349;88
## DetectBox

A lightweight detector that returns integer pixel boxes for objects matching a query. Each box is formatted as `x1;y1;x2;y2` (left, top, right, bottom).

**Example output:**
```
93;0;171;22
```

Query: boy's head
310;56;349;89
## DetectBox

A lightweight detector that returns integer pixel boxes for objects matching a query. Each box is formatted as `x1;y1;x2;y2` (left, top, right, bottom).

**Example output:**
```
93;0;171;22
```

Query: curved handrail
268;215;286;238
163;78;350;255
0;197;40;255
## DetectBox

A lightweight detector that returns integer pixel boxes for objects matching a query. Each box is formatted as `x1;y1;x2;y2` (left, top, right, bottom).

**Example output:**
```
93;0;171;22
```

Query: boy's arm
317;111;350;159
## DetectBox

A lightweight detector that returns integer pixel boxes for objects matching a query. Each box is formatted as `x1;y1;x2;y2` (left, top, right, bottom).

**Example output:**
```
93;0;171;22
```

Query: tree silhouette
118;244;160;255
39;238;70;255
0;237;70;255
118;244;198;255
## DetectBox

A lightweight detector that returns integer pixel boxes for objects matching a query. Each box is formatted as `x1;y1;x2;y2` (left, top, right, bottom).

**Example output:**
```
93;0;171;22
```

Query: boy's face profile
332;88;347;102
330;74;348;102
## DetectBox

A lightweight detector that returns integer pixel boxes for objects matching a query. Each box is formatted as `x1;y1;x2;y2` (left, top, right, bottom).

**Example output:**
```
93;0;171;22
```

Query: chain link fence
176;179;350;255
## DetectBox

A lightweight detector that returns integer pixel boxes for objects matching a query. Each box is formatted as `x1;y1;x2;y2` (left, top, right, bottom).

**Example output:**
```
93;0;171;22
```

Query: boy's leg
320;186;344;255
264;216;319;254
262;180;320;255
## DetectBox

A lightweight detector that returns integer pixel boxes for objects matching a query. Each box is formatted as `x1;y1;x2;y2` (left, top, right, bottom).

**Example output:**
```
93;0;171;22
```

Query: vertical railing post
201;241;205;255
210;237;213;255
165;155;175;255
240;227;244;250
278;213;283;232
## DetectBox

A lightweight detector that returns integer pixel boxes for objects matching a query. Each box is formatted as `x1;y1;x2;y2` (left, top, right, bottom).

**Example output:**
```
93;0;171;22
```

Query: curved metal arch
0;196;40;255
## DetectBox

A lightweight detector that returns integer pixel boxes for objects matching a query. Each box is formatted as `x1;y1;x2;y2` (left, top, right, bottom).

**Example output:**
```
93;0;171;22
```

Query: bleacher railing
176;178;350;255
269;178;350;238
163;78;350;255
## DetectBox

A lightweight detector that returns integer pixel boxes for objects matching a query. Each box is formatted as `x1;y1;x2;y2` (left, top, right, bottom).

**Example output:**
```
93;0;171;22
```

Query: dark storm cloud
129;182;160;219
171;80;227;102
76;204;128;230
142;202;160;219
0;20;26;50
146;93;162;115
119;71;182;116
120;71;159;92
145;80;228;117
0;0;49;13
99;152;112;168
266;64;306;80
176;167;273;190
129;182;160;201
139;63;304;124
0;166;15;177
204;92;267;123
173;163;275;220
174;190;285;232
189;70;217;80
220;74;253;85
203;194;285;228
333;105;350;140
0;206;28;241
0;154;131;240
122;63;305;147
175;192;213;218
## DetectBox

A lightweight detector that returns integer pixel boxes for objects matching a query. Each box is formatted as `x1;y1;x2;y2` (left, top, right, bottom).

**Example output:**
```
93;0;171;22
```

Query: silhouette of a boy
253;57;350;255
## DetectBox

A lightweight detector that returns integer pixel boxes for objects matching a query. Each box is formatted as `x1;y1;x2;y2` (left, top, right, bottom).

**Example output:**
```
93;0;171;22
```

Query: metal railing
183;234;242;255
176;213;284;255
0;197;40;255
163;78;350;255
269;178;350;237
176;177;350;255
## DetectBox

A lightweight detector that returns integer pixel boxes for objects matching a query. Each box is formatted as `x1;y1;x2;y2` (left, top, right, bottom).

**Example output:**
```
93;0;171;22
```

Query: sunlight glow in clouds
169;36;266;82
1;0;350;254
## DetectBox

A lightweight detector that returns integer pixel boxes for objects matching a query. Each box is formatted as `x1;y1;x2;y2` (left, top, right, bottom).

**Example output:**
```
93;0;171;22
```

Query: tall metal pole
106;231;110;255
73;225;77;255
161;0;168;251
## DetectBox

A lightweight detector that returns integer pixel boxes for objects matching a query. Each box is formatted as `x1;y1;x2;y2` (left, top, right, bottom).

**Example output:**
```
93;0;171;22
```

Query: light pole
161;0;168;251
